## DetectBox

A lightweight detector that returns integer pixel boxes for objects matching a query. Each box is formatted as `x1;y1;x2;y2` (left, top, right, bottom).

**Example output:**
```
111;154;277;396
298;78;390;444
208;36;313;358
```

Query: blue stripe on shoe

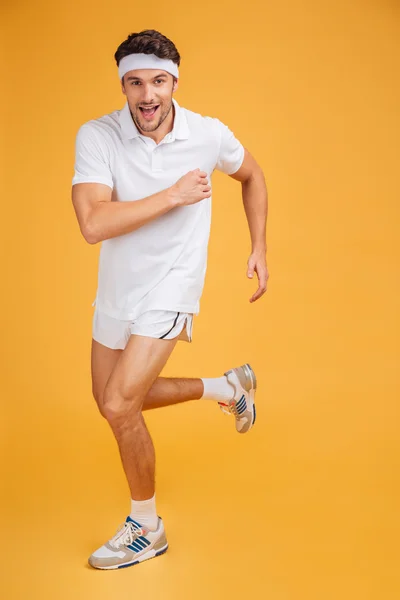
127;542;144;552
237;394;246;406
138;536;151;546
236;395;247;413
133;538;147;549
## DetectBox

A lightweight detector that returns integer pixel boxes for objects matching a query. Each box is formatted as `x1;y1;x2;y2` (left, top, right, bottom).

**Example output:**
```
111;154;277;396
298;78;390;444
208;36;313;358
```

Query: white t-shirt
72;98;245;320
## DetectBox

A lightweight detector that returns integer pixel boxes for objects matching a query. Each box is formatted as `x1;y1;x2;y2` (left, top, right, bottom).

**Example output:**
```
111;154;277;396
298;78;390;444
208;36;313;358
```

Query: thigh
103;333;179;412
91;338;122;413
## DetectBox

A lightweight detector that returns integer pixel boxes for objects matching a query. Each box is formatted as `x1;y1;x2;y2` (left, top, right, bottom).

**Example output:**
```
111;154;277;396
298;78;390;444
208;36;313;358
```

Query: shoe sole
89;543;169;570
243;363;257;391
224;363;257;393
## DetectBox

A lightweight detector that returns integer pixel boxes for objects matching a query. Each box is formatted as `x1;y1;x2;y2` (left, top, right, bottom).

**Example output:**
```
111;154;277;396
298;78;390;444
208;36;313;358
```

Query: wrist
251;244;267;255
167;184;182;208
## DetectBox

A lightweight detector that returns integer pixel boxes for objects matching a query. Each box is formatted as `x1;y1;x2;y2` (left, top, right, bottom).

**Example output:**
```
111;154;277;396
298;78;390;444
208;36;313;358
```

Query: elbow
82;222;99;245
85;230;99;245
252;165;266;183
85;234;98;245
242;165;265;186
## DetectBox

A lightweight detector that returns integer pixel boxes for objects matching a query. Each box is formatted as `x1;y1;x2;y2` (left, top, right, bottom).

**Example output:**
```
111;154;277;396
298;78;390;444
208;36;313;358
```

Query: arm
230;148;269;302
71;182;179;244
71;125;180;244
71;125;211;244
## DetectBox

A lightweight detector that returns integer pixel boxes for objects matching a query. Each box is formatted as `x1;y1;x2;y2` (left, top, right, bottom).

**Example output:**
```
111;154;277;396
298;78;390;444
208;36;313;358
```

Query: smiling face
121;69;178;134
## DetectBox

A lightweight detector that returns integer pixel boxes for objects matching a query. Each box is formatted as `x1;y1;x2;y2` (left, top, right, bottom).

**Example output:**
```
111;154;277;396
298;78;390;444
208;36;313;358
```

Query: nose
141;84;155;104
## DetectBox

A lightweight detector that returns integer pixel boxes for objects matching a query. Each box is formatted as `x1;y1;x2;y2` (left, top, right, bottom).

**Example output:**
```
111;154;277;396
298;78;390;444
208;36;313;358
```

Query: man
71;29;269;570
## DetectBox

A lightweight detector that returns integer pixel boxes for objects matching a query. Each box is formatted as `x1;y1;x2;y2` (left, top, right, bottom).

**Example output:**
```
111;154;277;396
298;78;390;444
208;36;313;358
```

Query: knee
102;384;143;424
92;386;111;419
92;387;108;419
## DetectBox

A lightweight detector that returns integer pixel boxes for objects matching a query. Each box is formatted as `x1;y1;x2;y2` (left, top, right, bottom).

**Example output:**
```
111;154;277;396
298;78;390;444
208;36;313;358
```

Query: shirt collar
119;97;189;141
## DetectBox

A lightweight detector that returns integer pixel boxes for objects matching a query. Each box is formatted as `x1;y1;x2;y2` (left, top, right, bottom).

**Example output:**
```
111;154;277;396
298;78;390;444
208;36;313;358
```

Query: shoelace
219;401;241;418
109;521;144;549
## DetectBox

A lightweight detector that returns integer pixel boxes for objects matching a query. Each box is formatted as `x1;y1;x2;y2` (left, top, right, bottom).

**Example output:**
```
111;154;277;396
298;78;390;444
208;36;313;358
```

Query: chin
140;120;162;132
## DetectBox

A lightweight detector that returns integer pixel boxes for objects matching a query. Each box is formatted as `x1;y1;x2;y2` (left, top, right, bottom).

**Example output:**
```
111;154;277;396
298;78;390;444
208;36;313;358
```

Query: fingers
250;286;266;303
249;270;268;303
250;283;267;302
198;170;210;191
194;168;208;183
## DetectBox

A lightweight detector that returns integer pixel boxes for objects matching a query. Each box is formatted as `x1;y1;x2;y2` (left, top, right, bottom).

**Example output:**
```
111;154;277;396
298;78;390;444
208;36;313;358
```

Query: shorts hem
93;302;199;321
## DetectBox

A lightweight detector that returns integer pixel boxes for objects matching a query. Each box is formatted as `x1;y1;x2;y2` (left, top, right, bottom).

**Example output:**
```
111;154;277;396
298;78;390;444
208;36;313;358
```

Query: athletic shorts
92;306;194;350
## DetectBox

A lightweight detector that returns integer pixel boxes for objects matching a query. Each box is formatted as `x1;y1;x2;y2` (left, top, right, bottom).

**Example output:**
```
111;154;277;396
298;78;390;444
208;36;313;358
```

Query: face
122;69;178;133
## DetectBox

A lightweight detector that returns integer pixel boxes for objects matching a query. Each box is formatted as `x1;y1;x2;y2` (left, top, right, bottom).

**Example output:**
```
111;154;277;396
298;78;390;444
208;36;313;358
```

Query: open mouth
139;105;160;120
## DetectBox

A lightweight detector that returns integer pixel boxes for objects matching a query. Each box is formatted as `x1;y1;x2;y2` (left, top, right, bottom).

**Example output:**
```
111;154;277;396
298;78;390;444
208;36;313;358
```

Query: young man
71;29;269;570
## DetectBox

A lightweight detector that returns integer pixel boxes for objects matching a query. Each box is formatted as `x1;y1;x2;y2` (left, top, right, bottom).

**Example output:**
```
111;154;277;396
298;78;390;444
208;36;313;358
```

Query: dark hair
114;29;180;82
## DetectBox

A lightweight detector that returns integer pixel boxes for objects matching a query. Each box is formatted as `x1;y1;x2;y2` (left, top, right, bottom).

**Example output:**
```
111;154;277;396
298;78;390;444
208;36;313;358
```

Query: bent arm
241;171;268;253
230;148;268;252
71;183;179;244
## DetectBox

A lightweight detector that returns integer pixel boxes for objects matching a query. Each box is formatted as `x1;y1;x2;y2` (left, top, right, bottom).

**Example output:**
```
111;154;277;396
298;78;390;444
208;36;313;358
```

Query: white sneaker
88;515;168;570
218;363;257;433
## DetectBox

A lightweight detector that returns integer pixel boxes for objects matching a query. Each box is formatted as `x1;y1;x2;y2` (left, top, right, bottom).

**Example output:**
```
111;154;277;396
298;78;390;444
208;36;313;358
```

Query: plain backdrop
1;0;399;598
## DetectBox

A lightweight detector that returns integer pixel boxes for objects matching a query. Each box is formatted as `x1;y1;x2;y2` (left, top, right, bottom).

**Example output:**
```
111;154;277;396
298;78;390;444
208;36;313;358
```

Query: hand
171;168;211;206
247;250;269;303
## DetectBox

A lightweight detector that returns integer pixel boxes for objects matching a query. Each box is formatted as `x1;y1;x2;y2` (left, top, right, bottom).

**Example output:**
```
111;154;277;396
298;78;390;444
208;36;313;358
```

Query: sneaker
88;515;168;570
218;363;257;433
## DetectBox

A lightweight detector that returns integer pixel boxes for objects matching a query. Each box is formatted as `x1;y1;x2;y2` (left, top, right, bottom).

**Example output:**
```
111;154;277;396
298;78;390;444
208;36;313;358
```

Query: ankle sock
201;376;235;402
130;493;158;531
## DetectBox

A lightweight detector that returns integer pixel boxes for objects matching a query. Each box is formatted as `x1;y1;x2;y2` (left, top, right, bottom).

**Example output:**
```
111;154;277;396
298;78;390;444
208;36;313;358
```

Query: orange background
1;1;399;598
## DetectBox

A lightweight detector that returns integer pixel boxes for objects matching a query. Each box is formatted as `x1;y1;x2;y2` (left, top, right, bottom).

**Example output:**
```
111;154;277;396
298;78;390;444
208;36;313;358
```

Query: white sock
130;493;158;531
201;376;235;402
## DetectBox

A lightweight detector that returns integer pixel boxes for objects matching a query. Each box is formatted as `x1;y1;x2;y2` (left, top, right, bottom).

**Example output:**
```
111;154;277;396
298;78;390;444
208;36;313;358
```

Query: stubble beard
131;100;173;133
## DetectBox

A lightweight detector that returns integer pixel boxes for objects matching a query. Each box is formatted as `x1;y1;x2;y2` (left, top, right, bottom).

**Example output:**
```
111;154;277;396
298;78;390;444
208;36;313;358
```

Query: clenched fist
170;168;212;206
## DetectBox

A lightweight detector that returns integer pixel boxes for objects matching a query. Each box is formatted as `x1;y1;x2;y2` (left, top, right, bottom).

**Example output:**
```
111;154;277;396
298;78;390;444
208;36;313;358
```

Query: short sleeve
72;124;114;189
214;118;245;175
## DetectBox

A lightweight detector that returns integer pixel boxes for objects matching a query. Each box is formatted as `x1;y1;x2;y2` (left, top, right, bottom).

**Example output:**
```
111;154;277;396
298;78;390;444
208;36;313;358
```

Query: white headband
118;53;179;80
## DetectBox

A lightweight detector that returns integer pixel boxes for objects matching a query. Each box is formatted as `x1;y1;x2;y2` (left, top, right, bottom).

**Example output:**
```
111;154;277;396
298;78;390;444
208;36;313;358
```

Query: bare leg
101;333;181;500
143;377;203;410
91;338;204;416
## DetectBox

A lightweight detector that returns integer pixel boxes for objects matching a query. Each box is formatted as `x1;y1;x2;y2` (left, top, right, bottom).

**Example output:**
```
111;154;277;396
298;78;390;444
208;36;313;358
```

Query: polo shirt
72;98;245;321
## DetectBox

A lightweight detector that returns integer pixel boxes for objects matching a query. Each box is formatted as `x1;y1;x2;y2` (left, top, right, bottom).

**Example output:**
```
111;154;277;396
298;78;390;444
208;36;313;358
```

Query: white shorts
92;307;194;350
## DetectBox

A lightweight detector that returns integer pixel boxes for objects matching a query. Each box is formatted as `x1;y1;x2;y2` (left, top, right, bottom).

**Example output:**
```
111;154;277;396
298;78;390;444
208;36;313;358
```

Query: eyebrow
126;73;168;82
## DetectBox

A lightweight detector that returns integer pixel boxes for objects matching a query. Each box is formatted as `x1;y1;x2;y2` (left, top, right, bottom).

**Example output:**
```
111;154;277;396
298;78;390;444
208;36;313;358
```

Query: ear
121;77;126;96
173;77;179;93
